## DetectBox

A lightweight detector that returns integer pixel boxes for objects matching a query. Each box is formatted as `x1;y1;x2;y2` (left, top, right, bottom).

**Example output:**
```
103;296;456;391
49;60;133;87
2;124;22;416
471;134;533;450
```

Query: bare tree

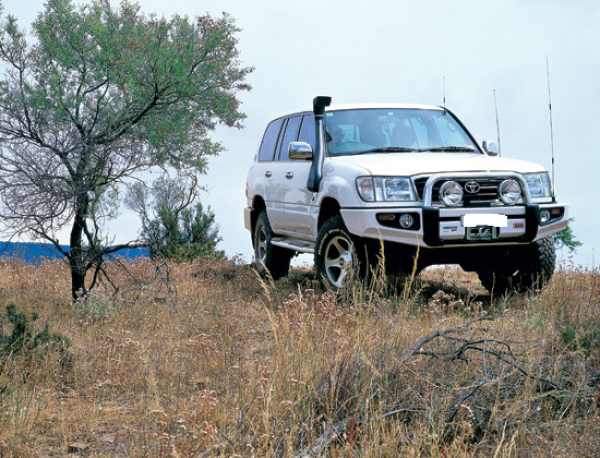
0;0;251;298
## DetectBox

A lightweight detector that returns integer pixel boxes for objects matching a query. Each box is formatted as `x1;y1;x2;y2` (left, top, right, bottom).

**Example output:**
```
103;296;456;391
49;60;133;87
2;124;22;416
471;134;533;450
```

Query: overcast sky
3;0;599;269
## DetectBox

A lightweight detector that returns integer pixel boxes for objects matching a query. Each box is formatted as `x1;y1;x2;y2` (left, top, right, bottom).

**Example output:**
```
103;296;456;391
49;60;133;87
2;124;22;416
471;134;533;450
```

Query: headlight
499;179;522;205
524;173;552;198
356;177;417;202
439;181;463;206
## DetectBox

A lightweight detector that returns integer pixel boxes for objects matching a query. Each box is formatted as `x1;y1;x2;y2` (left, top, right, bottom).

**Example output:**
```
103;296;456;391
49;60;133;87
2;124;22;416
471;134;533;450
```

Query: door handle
265;171;272;178
286;172;294;179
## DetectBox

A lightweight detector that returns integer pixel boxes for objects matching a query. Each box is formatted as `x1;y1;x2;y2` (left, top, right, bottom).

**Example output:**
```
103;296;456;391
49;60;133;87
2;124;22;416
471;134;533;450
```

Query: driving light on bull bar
499;179;521;205
439;181;463;206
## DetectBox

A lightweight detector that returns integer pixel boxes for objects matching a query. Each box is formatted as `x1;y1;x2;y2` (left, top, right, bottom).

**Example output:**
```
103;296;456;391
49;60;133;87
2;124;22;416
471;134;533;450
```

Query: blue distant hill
0;241;148;264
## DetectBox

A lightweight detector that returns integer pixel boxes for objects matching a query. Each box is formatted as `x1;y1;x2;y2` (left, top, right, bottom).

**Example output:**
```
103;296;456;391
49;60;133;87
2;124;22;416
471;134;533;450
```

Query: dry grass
0;257;599;457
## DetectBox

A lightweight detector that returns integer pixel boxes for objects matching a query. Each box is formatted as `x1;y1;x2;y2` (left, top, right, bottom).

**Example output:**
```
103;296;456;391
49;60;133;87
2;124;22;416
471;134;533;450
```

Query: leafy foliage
552;218;582;253
0;0;251;297
147;202;224;260
127;176;224;260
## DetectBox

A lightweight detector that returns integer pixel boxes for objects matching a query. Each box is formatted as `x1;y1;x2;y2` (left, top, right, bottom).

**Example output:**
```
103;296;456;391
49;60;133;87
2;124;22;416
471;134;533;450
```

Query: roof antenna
494;89;502;157
442;76;447;115
546;56;556;199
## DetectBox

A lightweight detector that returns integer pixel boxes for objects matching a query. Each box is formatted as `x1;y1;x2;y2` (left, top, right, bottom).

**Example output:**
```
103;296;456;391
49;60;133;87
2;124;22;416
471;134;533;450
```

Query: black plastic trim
422;207;442;246
539;206;565;227
523;204;540;242
376;212;421;231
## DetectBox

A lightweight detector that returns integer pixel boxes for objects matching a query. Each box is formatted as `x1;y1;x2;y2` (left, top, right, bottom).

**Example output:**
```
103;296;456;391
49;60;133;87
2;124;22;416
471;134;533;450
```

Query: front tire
252;210;293;280
315;215;367;293
477;237;556;296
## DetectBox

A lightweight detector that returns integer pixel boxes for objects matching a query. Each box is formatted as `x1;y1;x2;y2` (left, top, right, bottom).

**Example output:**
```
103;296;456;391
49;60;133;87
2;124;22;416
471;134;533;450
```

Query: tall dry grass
0;257;598;457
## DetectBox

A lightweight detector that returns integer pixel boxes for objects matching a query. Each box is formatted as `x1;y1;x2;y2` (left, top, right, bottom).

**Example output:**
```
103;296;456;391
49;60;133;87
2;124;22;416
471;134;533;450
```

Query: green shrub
562;320;600;350
73;292;115;319
1;303;74;373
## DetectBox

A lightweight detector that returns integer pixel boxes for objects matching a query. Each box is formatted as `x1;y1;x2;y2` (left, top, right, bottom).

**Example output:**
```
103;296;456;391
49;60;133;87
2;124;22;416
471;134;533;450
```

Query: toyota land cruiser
245;96;568;295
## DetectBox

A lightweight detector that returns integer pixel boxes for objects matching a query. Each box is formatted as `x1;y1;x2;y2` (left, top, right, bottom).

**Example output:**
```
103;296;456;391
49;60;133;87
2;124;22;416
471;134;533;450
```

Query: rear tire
252;210;293;280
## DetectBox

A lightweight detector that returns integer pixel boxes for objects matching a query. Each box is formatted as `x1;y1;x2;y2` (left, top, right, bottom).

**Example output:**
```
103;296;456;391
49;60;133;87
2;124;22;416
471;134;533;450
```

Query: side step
271;237;315;254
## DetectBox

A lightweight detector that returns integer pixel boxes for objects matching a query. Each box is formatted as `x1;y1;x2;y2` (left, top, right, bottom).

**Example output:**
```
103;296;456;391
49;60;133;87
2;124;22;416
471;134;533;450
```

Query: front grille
413;176;521;207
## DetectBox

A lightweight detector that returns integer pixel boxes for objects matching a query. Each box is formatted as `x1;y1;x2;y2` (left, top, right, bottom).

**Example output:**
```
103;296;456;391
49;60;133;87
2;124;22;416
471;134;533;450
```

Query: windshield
324;108;480;156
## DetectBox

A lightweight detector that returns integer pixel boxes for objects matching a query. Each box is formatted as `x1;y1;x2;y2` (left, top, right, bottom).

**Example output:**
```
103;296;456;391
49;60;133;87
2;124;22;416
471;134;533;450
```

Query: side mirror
482;140;499;156
288;142;313;160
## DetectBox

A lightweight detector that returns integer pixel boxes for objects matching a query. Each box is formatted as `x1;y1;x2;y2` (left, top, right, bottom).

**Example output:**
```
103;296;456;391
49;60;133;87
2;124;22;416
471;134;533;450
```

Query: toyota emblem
464;181;480;194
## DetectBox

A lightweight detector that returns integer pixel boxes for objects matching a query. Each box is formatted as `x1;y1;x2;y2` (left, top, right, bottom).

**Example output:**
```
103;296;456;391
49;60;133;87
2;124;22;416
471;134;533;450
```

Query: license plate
466;226;498;241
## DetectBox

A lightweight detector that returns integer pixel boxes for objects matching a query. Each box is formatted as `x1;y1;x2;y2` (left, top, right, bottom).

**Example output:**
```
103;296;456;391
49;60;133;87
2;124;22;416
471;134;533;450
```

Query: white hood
330;153;546;176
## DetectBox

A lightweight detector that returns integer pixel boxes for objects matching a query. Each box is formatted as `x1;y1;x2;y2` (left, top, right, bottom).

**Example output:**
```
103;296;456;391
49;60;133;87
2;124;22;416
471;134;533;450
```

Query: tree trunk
69;195;88;300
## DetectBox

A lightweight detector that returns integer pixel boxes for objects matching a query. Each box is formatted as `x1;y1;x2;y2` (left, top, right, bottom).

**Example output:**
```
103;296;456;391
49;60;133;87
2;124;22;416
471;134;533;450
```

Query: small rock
101;433;116;444
68;442;89;453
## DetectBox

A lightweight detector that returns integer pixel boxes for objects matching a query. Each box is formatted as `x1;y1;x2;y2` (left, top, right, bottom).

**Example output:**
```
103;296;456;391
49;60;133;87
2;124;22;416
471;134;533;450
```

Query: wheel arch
250;196;266;234
318;197;342;229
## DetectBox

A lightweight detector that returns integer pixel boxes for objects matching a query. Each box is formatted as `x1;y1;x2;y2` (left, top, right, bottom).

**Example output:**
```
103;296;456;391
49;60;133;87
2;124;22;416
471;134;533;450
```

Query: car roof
274;102;444;119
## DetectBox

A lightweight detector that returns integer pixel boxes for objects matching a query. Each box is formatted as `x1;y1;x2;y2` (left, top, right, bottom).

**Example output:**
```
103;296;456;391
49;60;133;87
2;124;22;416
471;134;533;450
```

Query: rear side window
277;116;302;161
258;118;284;161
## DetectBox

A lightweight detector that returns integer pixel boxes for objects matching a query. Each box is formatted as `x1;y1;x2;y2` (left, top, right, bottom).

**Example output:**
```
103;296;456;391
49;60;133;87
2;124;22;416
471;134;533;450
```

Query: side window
258;118;284;162
298;114;315;150
275;118;289;160
277;116;302;162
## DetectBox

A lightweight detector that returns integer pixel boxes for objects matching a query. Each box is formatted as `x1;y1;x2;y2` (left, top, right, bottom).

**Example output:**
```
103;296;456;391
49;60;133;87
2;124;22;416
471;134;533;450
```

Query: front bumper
341;203;568;248
420;204;567;247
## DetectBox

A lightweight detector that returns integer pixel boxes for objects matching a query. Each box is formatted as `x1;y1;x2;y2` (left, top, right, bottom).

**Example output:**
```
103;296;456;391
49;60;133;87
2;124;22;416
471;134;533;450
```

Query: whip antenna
546;56;556;198
494;89;502;157
443;76;446;107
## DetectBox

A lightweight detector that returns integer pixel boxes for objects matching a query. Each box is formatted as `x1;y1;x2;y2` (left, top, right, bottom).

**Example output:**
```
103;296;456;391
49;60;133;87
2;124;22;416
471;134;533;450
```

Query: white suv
245;96;568;295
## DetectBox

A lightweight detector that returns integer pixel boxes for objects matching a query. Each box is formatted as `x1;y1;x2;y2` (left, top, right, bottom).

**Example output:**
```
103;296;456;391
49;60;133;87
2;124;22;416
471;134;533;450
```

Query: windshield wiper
353;146;418;155
418;146;476;152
